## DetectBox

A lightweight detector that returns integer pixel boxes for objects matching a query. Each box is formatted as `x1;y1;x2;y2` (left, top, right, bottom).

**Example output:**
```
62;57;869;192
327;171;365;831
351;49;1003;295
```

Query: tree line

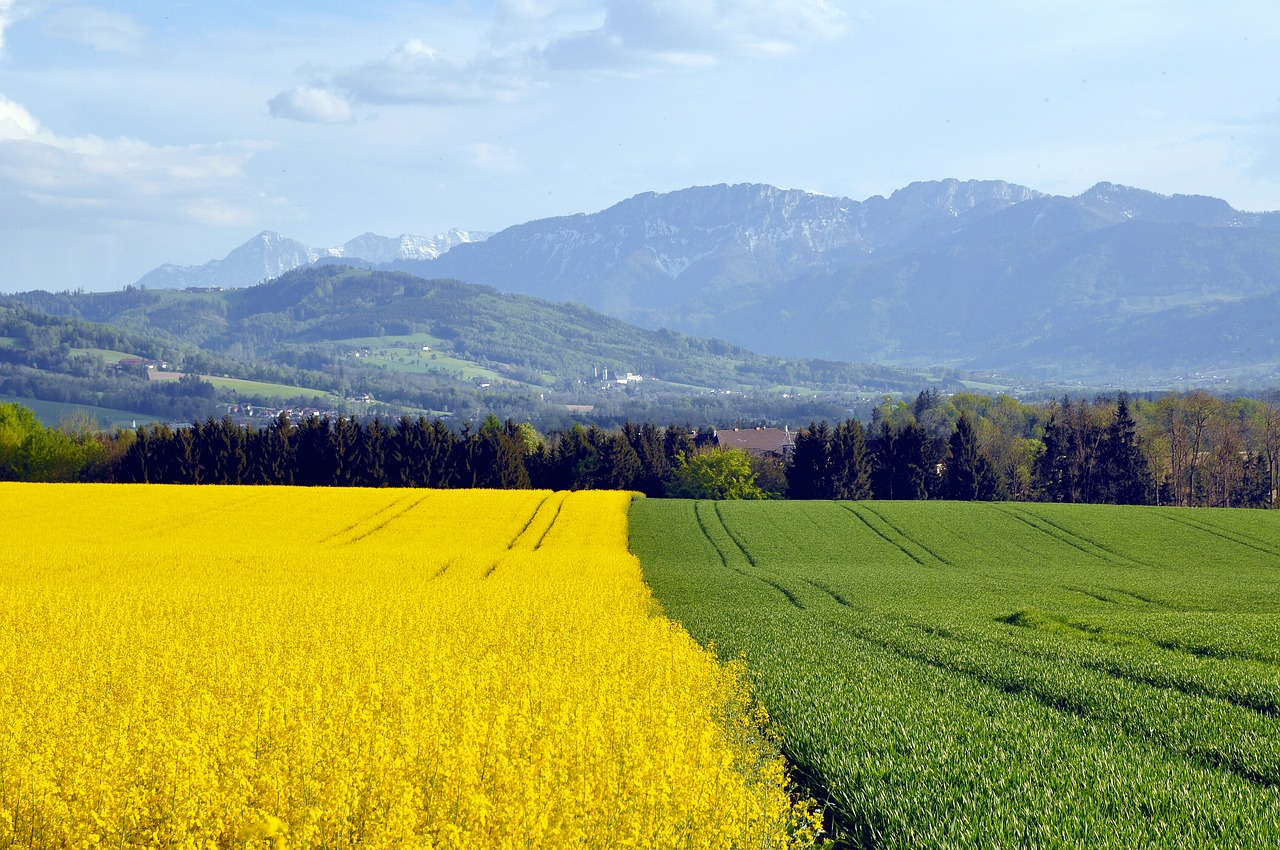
114;414;699;496
5;389;1278;508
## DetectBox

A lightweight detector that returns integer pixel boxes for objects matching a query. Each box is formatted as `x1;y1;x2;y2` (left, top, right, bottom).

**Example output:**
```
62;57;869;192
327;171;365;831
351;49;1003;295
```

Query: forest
5;387;1276;508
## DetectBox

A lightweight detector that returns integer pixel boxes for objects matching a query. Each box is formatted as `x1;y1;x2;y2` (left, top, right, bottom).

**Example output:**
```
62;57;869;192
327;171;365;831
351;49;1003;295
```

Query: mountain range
136;229;490;291
133;180;1280;386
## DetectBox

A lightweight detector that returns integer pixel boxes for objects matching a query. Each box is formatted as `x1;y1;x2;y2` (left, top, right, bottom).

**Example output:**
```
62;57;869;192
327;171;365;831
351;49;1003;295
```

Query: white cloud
543;0;848;71
489;0;601;46
0;93;41;139
0;0;17;53
0;94;269;228
334;39;534;106
268;85;354;124
269;39;535;121
42;5;144;53
268;0;846;120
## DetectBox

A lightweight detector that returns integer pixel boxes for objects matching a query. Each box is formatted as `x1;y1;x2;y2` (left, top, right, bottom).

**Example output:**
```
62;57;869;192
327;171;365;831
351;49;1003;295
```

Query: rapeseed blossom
0;484;818;848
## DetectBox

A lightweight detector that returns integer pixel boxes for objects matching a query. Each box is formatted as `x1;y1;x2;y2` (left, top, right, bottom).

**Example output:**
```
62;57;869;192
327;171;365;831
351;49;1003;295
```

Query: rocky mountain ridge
130;179;1280;385
135;228;490;291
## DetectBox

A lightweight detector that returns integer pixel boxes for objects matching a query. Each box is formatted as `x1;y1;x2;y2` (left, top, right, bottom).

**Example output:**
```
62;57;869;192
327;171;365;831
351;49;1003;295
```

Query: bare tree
1264;390;1280;509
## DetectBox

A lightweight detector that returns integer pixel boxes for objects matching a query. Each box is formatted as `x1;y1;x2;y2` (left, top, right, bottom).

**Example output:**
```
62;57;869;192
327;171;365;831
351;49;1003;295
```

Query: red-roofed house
713;427;795;457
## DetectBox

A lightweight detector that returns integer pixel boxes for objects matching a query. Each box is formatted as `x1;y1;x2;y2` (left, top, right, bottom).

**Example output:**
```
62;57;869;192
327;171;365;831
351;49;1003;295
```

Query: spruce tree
944;411;1000;500
786;421;833;499
831;419;872;500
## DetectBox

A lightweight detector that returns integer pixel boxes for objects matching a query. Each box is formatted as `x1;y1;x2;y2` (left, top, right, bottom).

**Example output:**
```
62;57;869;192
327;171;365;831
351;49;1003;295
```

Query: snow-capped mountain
327;229;485;265
134;229;489;290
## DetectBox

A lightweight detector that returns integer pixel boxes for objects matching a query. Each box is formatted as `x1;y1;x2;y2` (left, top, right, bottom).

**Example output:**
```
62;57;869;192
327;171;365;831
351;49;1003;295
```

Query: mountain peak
134;228;487;290
1078;182;1242;225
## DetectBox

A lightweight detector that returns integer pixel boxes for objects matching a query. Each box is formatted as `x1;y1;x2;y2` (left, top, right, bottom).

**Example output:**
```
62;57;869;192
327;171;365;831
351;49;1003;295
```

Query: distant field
340;332;445;348
147;371;338;402
0;395;156;429
70;347;136;364
632;500;1280;849
0;336;16;348
341;334;549;387
359;350;510;383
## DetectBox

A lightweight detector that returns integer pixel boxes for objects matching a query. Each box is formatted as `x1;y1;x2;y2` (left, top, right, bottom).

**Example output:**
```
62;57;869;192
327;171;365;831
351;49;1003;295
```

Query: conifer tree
831;418;872;500
944;411;1000;500
786;421;833;499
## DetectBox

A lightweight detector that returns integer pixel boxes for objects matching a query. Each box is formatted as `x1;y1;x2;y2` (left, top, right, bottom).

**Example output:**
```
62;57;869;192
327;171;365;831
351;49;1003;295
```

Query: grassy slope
631;500;1280;849
0;395;159;429
146;371;339;402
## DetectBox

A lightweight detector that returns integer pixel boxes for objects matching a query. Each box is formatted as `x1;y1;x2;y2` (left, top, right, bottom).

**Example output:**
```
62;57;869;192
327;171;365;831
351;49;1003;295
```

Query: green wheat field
632;500;1280;849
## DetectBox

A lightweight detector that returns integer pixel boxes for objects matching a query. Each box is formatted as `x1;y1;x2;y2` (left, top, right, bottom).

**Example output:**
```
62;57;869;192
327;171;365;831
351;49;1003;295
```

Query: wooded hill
4;265;960;428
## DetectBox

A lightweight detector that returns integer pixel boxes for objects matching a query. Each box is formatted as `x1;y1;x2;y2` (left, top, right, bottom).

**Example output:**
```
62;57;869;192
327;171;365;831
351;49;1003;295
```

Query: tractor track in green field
857;503;956;566
831;615;1280;790
631;499;1280;846
1064;586;1123;604
1159;513;1280;559
839;504;931;563
802;577;854;608
692;502;806;610
712;502;760;568
994;504;1159;569
1064;585;1175;609
689;500;730;569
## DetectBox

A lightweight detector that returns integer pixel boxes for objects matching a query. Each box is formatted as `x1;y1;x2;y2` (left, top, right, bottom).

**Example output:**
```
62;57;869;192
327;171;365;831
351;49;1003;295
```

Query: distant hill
13;265;957;408
126;179;1280;387
401;181;1280;385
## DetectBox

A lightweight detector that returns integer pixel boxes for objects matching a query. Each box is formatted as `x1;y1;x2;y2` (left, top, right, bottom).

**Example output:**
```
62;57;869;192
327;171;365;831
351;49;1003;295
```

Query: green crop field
147;371;339;402
69;347;136;364
0;395;158;429
631;500;1280;849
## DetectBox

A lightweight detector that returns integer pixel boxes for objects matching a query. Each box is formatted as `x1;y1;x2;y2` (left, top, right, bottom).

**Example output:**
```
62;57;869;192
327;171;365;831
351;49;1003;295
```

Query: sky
1;0;1278;293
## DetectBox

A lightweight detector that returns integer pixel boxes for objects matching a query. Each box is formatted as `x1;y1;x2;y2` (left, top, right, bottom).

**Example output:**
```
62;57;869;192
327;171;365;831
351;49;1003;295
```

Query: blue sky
1;0;1278;292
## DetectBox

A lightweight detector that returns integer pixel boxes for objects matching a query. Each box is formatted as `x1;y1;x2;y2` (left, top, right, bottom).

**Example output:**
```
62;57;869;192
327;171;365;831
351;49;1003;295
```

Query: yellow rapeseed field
0;483;818;849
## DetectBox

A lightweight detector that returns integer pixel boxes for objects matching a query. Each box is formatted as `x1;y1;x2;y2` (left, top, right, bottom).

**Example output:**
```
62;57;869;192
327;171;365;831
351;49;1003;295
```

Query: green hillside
15;265;955;394
6;265;975;427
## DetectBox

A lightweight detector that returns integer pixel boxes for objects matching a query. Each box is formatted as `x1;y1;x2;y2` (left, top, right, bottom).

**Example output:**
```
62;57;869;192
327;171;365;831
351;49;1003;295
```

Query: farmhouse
713;426;795;457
